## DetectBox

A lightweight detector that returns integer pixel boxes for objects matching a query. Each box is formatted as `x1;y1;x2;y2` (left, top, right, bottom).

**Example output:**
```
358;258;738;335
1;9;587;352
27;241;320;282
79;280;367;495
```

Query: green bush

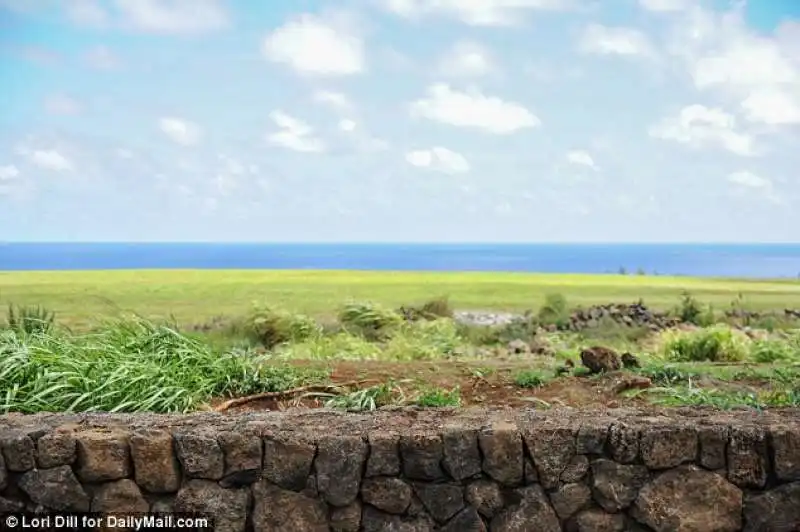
538;293;570;328
750;339;798;363
338;302;403;340
675;291;714;326
660;326;749;362
244;305;321;348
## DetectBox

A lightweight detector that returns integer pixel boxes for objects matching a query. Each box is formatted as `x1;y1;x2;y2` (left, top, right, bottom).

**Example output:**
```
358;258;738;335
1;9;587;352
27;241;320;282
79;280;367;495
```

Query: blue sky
0;0;798;242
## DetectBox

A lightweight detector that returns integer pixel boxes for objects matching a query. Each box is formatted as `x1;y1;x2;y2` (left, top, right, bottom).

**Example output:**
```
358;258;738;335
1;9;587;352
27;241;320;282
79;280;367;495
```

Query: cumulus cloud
648;104;757;157
410;83;540;134
728;170;771;189
578;24;656;58
0;164;20;180
114;0;229;34
312;90;352;110
638;0;693;12
262;14;364;76
668;6;800;126
159;117;202;146
384;0;576;26
406;147;470;174
267;110;326;153
566;150;598;170
437;40;495;78
23;149;74;171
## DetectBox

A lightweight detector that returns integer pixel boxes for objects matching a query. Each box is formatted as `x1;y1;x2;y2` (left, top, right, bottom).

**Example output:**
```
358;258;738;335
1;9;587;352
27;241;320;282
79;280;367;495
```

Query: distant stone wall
1;407;799;531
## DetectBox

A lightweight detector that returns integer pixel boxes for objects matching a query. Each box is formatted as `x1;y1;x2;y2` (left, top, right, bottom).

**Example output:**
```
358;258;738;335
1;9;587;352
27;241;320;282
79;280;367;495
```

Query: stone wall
1;407;799;531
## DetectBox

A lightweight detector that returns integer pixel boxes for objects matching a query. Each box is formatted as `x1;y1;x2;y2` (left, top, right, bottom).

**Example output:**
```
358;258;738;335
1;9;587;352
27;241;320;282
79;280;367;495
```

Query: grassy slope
2;269;800;328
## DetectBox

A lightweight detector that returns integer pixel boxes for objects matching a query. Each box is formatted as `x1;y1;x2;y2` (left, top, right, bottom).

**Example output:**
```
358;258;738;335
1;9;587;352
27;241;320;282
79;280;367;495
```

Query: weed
323;382;398;411
514;369;551;388
413;386;461;407
637;364;697;386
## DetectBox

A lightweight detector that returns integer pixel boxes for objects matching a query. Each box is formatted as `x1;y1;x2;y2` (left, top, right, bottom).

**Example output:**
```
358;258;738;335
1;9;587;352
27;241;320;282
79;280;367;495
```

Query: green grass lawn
2;269;800;329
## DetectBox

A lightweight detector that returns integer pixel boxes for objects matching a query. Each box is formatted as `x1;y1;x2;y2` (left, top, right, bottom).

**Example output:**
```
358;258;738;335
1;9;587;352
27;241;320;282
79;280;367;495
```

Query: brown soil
214;359;664;414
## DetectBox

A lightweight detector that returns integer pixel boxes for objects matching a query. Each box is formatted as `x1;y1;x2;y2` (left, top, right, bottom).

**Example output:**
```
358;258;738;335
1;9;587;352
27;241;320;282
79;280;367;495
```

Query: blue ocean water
1;243;800;278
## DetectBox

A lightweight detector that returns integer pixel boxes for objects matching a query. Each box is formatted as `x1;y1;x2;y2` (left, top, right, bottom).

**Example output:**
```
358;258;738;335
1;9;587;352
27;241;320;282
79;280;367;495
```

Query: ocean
1;243;800;278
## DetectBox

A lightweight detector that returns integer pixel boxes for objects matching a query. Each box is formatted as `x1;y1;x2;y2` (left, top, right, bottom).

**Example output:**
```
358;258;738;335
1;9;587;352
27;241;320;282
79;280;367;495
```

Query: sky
0;0;798;243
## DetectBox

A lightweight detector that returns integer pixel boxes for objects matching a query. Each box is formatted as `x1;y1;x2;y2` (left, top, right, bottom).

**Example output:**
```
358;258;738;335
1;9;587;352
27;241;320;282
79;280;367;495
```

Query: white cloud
44;94;82;115
384;0;576;26
312;90;352;110
578;24;656;58
649;104;757;157
66;0;109;27
338;119;357;132
262;14;364;76
410;83;540;134
406;147;470;174
27;150;74;171
267;110;326;153
84;45;120;70
159;117;202;146
566;150;598;170
437;40;495;78
740;87;800;125
728;170;771;189
668;6;800;127
638;0;692;12
114;0;229;34
0;164;20;180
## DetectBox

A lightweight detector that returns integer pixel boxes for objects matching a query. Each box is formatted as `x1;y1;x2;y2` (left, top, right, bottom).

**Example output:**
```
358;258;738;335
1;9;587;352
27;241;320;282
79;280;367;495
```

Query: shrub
660;326;750;362
244;305;321;348
399;296;454;321
675;291;714;326
338;302;403;340
538;293;570;328
6;304;56;335
750;339;798;363
383;319;464;361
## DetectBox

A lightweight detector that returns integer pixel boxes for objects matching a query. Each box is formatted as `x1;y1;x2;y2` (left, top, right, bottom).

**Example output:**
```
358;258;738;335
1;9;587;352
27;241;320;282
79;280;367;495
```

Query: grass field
2;269;800;414
2;269;800;329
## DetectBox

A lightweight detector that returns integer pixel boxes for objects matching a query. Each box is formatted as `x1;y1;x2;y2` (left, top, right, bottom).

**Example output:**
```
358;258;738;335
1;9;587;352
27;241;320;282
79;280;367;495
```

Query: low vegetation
2;285;800;414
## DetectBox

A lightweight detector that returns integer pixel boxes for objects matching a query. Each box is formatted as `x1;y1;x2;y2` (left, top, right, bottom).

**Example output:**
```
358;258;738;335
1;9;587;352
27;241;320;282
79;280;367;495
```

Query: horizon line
4;241;800;246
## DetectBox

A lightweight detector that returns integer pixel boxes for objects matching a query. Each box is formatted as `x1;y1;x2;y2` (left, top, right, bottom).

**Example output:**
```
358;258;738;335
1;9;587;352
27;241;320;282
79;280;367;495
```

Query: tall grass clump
244;305;321;348
274;317;465;362
6;303;56;335
658;325;750;363
0;317;323;414
338;302;403;340
537;293;570;328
